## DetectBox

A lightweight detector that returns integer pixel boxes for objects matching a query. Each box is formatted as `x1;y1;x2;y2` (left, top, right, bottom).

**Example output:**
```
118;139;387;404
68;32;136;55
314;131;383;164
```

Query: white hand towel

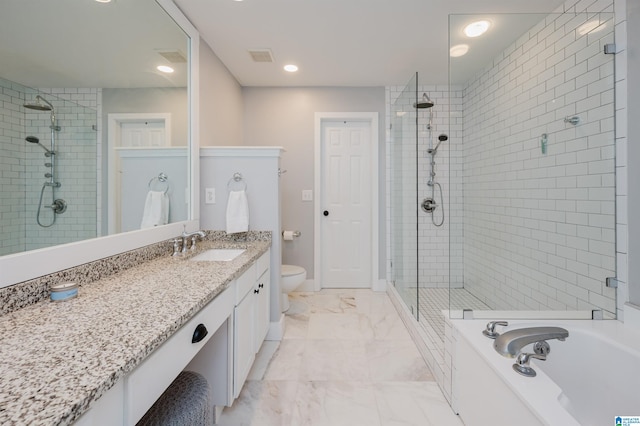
140;191;169;229
226;189;249;234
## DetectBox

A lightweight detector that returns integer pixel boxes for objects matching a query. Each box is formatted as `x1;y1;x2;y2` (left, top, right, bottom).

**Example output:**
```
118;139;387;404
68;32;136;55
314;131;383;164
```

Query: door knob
323;210;329;216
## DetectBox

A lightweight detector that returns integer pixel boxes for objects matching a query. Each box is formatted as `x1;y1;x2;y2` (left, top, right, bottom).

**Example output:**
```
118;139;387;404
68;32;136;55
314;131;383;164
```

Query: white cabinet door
233;291;255;399
253;269;270;353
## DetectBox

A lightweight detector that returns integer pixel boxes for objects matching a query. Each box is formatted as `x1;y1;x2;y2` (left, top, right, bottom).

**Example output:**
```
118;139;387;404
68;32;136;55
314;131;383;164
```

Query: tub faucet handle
483;321;508;339
513;352;546;378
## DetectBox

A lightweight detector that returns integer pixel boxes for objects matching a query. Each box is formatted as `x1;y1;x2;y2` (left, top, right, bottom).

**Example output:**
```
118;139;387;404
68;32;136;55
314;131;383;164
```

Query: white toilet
281;264;306;312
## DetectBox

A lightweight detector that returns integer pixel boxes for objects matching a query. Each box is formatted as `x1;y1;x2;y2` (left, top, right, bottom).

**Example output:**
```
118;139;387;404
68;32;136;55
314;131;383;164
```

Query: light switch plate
205;188;215;204
302;190;313;201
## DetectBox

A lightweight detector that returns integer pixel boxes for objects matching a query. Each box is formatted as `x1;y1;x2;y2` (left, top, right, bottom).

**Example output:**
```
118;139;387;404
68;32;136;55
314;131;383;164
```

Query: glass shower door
390;73;419;319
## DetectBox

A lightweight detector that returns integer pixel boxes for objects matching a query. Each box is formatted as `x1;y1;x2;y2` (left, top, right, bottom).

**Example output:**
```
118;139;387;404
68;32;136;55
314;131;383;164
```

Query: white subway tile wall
24;88;99;251
0;81;100;255
462;6;617;316
0;79;27;255
387;85;464;294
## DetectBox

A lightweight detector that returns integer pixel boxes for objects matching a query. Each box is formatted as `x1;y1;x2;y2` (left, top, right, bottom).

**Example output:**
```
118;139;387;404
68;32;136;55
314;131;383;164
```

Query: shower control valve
421;198;437;213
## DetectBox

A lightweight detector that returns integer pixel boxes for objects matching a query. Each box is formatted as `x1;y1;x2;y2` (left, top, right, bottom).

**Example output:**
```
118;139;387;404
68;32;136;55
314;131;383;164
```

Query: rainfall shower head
24;95;57;128
25;136;52;154
414;93;434;109
23;95;53;111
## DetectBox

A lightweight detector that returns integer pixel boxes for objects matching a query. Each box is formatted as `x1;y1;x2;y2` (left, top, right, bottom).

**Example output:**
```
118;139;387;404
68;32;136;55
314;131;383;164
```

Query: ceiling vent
248;49;274;63
156;50;187;63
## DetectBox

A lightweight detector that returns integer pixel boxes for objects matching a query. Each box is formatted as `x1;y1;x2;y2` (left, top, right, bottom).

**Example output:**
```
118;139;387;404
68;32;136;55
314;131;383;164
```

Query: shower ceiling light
464;20;491;38
284;64;298;72
95;0;112;3
157;65;174;73
450;44;469;57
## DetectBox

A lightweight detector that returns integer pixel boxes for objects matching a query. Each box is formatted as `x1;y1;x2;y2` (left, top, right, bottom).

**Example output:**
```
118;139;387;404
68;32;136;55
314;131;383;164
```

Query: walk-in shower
388;9;618;406
24;95;66;227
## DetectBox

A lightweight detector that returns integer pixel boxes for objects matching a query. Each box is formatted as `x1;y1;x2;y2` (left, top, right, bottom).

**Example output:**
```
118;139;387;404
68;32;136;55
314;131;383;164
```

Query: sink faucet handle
171;238;182;256
483;321;509;339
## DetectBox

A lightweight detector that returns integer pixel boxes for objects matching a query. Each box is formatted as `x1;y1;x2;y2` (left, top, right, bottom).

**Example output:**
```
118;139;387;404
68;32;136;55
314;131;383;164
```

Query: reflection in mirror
0;0;190;257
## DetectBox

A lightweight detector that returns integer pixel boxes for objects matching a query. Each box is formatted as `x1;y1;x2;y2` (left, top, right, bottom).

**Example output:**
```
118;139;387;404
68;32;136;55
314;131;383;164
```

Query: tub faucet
181;230;207;253
493;326;568;358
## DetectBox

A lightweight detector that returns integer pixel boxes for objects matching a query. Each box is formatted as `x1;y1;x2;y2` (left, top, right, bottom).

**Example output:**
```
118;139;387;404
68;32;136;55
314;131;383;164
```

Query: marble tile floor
216;289;463;426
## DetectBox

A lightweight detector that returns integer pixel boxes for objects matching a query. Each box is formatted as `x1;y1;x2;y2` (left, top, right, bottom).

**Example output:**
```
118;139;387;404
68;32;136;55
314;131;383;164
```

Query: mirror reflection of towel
226;190;249;234
140;191;169;229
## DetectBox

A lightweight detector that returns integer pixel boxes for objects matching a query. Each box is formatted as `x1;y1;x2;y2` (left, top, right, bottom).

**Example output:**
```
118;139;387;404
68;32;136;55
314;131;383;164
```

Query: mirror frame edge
0;0;201;289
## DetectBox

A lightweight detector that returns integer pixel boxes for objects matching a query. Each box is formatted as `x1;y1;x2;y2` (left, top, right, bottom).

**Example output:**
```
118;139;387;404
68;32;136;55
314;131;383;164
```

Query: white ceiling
175;0;567;87
1;0;568;90
0;0;188;89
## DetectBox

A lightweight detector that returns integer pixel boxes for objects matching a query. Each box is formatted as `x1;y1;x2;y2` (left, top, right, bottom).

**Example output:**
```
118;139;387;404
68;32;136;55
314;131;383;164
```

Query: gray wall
199;40;243;146
628;0;640;305
241;87;386;280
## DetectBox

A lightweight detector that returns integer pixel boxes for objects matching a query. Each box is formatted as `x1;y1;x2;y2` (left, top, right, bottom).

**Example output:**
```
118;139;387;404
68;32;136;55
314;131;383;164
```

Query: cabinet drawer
125;286;234;425
235;263;256;305
256;249;270;278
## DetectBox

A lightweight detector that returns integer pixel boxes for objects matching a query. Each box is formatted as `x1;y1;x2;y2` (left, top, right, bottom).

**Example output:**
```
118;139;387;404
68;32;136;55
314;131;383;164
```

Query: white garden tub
452;319;640;425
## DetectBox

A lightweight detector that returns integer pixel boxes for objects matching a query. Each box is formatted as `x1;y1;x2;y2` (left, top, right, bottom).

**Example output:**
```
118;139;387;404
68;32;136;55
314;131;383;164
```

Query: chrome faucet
181;230;207;253
493;326;568;358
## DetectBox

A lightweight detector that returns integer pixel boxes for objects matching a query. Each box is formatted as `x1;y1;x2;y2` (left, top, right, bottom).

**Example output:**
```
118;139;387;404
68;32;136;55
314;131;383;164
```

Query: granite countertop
0;239;270;426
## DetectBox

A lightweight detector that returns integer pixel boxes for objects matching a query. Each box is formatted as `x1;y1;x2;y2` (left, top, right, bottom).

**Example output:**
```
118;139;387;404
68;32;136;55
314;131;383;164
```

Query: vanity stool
136;370;210;426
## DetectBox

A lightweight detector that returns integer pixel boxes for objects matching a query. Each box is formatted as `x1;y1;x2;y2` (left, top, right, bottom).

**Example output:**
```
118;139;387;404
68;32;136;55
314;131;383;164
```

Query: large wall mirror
0;0;200;287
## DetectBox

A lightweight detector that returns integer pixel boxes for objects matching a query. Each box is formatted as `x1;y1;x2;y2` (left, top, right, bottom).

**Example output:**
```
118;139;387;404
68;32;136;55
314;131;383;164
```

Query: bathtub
451;319;640;425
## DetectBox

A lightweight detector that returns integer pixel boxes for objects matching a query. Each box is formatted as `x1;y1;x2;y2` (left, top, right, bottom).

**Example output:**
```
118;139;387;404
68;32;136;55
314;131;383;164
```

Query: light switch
302;190;313;201
205;188;216;204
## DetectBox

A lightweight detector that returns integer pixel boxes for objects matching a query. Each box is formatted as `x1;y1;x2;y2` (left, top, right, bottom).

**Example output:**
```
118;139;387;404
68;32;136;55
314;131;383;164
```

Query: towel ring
227;172;247;191
148;172;169;194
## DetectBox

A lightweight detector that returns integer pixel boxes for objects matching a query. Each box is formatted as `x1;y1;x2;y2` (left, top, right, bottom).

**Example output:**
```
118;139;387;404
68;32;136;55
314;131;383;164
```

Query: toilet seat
282;264;305;277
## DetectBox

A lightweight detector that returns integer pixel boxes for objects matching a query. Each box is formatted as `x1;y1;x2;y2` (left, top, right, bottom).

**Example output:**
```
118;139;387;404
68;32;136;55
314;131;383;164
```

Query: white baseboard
265;314;284;341
295;278;386;292
372;279;387;292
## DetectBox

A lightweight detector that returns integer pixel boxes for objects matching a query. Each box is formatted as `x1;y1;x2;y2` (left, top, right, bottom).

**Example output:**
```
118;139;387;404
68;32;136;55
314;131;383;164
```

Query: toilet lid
282;264;306;277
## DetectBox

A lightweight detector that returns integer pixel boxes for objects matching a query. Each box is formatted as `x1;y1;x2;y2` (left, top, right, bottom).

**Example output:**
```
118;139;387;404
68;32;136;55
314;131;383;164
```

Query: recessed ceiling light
464;20;491;38
449;44;469;57
157;65;174;73
95;0;112;3
284;64;298;72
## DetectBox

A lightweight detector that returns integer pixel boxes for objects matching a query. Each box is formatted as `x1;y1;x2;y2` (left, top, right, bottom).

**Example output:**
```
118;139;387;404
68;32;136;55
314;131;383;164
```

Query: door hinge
606;277;619;288
604;43;617;54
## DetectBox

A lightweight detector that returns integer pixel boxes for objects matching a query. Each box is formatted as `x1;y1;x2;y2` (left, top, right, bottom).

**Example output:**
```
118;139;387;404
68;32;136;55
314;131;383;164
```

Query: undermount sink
189;249;246;262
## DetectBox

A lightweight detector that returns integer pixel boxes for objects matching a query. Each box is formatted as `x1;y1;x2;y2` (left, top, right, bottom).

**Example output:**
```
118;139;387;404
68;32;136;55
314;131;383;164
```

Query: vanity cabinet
125;284;234;425
254;259;270;352
74;248;271;425
233;249;270;399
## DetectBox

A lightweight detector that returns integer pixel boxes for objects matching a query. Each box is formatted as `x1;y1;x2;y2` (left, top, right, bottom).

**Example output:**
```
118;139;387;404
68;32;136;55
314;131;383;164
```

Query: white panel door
321;120;371;288
120;120;166;147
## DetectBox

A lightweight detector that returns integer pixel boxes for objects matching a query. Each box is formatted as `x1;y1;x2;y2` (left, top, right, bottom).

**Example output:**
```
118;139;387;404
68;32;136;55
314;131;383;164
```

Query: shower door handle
323;210;329;216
